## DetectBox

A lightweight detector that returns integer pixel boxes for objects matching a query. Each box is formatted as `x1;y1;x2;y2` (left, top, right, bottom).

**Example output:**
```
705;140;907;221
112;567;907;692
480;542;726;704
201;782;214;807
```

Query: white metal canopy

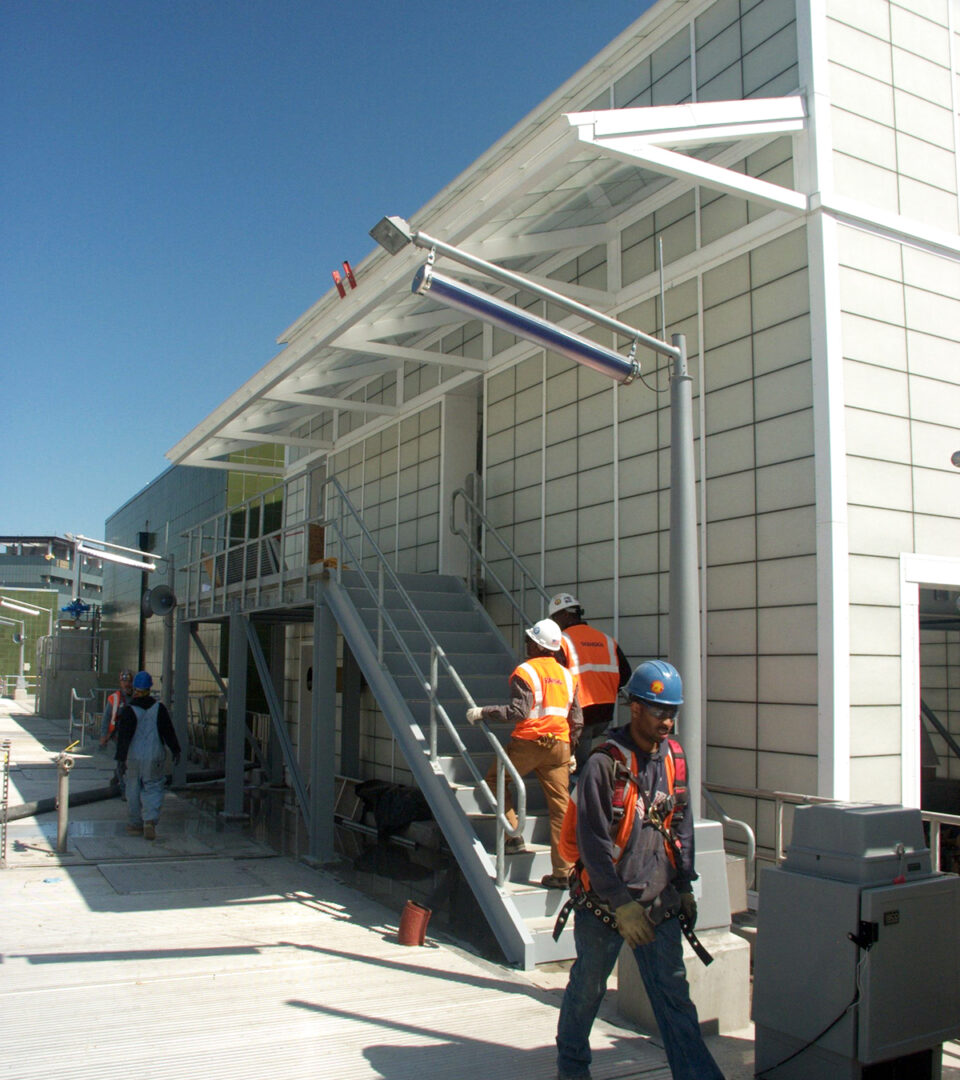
167;92;807;475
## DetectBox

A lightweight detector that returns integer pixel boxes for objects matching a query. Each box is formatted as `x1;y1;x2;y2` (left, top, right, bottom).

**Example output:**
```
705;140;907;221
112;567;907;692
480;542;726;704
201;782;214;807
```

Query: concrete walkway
0;699;953;1080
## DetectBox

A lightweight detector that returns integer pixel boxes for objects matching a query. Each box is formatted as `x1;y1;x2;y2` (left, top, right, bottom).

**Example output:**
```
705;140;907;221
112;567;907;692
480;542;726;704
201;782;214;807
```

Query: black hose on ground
5;768;242;821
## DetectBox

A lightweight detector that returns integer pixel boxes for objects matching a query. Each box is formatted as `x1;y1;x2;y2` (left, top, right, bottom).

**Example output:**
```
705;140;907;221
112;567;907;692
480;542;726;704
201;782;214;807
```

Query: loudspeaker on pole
141;585;178;618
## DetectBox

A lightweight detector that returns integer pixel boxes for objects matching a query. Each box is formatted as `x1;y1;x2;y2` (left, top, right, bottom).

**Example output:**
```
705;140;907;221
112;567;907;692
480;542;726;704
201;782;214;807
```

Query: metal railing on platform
705;781;960;877
322;476;527;885
68;687;97;748
450;486;550;649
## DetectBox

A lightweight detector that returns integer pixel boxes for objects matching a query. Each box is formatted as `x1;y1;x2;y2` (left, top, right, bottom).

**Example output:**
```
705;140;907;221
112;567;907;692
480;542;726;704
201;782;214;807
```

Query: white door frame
899;553;960;807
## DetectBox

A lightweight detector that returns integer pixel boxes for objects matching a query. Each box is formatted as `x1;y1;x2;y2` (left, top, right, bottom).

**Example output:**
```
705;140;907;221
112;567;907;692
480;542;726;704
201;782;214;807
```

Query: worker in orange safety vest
548;593;631;763
467;618;583;889
100;670;134;747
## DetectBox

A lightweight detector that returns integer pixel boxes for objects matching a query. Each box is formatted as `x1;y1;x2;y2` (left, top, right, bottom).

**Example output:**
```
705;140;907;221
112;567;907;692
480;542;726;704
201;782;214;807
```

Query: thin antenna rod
658;234;667;339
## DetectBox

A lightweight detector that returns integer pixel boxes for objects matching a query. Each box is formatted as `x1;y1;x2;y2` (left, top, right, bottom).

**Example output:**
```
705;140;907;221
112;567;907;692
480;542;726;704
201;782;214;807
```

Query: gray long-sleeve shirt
576;724;695;912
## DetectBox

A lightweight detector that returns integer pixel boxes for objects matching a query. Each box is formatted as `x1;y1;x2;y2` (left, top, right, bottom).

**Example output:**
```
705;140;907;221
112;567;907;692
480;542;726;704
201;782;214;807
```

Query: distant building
0;536;103;608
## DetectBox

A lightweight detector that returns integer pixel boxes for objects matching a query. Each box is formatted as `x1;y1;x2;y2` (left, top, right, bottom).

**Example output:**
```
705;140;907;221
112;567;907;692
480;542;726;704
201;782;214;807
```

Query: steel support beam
172;617;190;788
225;613;248;819
244;618;311;826
340;643;362;779
310;591;338;862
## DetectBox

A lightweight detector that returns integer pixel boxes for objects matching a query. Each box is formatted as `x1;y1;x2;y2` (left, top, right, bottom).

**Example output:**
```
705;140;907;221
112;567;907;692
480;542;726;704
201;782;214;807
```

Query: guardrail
702;785;757;889
1;739;10;867
705;782;960;876
450;486;550;646
68;688;97;749
1;674;38;696
323;476;527;885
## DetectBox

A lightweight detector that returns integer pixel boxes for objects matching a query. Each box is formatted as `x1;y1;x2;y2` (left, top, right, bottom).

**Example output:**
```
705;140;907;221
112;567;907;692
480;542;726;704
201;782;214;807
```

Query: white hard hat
526;618;563;652
548;592;580;617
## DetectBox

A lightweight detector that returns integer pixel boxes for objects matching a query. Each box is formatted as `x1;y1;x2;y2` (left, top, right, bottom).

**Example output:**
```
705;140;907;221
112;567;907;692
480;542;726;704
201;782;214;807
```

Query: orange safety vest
511;656;576;743
105;691;126;737
558;738;687;889
561;624;621;708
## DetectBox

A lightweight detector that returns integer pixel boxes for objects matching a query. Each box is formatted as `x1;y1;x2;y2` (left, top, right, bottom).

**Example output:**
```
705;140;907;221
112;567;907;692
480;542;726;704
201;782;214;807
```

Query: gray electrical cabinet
754;803;960;1079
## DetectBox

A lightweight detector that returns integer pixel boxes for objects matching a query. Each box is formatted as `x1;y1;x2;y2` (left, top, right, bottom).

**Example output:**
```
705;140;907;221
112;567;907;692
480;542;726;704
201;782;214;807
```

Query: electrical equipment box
754;803;960;1079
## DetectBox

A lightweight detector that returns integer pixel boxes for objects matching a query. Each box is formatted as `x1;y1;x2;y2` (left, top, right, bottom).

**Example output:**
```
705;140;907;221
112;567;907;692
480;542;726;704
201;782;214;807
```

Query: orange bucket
397;900;432;946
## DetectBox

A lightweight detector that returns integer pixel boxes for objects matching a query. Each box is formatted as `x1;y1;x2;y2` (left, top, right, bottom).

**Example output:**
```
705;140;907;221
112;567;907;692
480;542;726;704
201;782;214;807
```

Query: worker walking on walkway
99;669;133;747
100;668;134;788
467;618;583;889
548;593;630;763
555;660;724;1080
116;671;181;840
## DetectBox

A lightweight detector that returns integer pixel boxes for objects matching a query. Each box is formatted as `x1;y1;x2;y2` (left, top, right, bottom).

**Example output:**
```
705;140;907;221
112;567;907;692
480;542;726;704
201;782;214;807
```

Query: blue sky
1;0;653;540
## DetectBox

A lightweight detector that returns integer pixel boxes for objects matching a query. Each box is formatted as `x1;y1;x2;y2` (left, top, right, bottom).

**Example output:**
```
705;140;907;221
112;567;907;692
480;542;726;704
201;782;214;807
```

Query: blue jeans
556;908;724;1080
125;759;167;825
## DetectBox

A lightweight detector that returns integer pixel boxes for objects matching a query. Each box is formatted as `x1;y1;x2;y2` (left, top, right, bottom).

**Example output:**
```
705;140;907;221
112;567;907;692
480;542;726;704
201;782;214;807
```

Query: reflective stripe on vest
513;657;575;741
561;625;620;707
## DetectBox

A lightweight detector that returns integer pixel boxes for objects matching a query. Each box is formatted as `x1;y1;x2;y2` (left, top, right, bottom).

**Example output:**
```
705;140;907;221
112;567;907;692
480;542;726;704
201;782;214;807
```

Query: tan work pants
484;735;571;874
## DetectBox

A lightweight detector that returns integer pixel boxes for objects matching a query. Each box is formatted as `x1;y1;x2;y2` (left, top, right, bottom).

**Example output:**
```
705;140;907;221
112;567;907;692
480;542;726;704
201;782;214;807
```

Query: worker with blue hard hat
555;658;724;1080
115;671;181;841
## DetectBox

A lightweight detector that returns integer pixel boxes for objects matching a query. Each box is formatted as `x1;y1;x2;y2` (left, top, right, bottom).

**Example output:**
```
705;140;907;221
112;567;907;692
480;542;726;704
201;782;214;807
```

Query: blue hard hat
626;660;683;707
133;670;153;690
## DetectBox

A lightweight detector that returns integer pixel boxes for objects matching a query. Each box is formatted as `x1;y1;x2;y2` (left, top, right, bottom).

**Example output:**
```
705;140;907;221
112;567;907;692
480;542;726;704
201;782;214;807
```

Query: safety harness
552;738;712;965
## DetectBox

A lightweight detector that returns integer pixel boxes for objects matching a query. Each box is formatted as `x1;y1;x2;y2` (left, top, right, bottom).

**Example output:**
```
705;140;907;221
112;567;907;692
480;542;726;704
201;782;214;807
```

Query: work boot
540;872;571;889
125;824;143;835
505;836;526;854
143;822;157;840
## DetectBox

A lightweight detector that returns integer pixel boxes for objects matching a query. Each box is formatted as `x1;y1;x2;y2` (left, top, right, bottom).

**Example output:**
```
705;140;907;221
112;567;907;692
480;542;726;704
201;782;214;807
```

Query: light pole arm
411;228;681;362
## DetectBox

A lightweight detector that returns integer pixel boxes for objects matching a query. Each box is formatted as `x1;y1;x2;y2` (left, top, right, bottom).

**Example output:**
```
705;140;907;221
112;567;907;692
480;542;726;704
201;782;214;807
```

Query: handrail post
930;819;941;870
429;646;438;762
775;797;784;863
496;757;506;886
377;563;384;663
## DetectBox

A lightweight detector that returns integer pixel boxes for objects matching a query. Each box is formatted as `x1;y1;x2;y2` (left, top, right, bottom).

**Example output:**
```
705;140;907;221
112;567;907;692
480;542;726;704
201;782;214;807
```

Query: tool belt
552;870;713;966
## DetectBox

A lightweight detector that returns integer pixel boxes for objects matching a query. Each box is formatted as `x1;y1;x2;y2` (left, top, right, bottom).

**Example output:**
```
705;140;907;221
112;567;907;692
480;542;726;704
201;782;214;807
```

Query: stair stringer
321;573;536;969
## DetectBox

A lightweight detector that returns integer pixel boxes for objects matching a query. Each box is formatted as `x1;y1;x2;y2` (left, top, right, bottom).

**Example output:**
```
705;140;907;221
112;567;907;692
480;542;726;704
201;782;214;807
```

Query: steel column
172;616;190;787
310;591;337;862
224;612;248;819
668;334;703;819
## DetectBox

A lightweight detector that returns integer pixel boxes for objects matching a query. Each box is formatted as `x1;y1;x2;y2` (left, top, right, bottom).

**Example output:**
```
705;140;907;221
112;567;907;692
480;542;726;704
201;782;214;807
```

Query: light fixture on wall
412;263;639;384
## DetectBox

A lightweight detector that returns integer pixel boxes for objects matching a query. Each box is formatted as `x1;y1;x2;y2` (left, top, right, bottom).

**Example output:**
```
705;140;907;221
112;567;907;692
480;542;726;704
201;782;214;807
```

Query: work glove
614;900;656;948
679;891;697;929
466;707;483;725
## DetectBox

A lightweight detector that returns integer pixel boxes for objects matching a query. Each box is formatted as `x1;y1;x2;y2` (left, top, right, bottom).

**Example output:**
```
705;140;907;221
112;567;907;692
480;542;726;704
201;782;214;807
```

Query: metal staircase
323;565;574;967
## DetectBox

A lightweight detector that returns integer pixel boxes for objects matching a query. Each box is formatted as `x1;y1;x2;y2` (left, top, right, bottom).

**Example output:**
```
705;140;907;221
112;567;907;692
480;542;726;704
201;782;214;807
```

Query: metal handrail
705;781;960;874
321;476;526;884
918;809;960;874
1;739;10;868
68;687;97;748
451;486;551;634
701;786;757;889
